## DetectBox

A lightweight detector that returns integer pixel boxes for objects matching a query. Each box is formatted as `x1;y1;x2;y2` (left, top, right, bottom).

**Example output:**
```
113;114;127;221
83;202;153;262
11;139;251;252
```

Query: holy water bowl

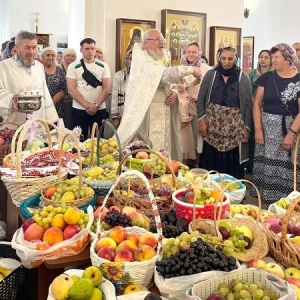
16;95;42;113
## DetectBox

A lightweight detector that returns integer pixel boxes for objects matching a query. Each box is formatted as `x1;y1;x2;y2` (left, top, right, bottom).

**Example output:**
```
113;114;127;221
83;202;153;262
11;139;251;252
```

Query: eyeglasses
145;37;166;43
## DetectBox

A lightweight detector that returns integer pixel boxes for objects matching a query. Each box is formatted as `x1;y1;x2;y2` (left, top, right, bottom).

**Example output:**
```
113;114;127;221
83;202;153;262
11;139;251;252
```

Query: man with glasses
117;29;201;161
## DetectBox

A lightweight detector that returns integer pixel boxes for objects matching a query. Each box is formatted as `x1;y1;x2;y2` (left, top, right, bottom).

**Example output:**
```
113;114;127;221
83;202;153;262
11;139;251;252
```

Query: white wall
0;0;10;43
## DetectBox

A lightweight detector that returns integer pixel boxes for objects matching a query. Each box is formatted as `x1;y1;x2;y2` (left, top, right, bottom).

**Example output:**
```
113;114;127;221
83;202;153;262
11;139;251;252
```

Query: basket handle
10;118;60;178
88;122;99;166
97;120;123;163
0;121;20;127
115;148;177;189
96;170;163;256
293;134;300;191
58;133;83;200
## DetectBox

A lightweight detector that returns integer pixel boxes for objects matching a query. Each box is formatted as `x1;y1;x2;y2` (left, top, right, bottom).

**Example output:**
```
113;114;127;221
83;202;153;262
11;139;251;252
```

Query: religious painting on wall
116;18;156;71
209;26;241;66
243;36;255;73
161;9;207;66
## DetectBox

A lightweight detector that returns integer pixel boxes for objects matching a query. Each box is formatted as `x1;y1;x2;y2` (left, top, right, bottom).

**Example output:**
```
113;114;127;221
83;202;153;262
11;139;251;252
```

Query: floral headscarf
4;38;15;59
271;43;299;69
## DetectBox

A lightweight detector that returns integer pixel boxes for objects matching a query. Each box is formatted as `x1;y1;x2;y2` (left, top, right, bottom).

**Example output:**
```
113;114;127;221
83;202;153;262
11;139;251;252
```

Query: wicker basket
1;118;68;206
113;149;176;217
0;241;27;300
0;121;27;166
191;268;294;300
90;170;163;290
189;180;269;262
41;133;95;207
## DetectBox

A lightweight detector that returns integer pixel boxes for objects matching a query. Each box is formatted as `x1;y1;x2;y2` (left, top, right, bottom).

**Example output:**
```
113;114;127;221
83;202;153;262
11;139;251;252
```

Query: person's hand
242;129;250;143
199;118;207;137
186;94;196;102
282;132;295;151
86;104;98;116
192;67;202;80
255;128;264;144
12;94;20;111
165;91;177;105
113;119;120;129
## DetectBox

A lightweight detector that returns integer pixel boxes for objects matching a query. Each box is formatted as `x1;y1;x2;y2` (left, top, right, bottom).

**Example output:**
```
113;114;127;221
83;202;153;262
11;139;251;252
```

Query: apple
115;240;137;255
285;267;300;280
184;171;194;181
290;283;300;300
134;245;156;261
97;246;115;262
22;219;35;233
206;295;225;300
114;249;134;262
235;225;253;241
0;137;6;146
109;226;127;244
122;206;137;216
51;274;74;300
168;160;179;174
95;237;117;253
129;212;145;227
264;262;285;279
82;266;102;287
135;151;149;159
44;186;57;199
230;205;241;215
108;206;121;212
287;277;300;288
240;205;250;215
269;224;282;234
63;224;80;240
123;284;144;294
248;259;266;269
93;207;108;220
184;191;195;204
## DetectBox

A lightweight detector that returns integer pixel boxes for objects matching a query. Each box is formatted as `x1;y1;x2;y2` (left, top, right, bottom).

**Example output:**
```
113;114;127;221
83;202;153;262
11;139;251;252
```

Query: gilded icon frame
243;36;255;73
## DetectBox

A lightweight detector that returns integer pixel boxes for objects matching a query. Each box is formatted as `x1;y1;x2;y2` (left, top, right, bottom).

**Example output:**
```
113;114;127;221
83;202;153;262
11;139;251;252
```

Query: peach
93;207;109;221
109;226;127;244
24;223;45;242
97;246;115;261
114;249;134;262
127;234;140;246
95;237;117;253
115;240;137;255
136;151;149;159
122;206;137;216
51;214;66;230
129;212;145;227
134;245;156;261
43;227;64;246
44;186;57;199
64;207;80;225
63;224;80;239
138;232;158;248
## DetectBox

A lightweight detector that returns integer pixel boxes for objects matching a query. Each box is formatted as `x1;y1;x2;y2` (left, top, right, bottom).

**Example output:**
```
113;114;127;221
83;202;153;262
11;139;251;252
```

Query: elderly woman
253;43;300;205
59;48;77;73
197;47;253;178
41;47;66;119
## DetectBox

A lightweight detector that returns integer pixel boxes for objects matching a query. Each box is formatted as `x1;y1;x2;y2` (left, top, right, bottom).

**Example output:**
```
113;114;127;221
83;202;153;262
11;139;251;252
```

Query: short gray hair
15;30;37;45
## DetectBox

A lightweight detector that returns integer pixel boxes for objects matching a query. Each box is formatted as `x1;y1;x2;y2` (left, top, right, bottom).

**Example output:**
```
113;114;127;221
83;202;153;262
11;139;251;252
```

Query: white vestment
0;57;58;124
117;43;193;161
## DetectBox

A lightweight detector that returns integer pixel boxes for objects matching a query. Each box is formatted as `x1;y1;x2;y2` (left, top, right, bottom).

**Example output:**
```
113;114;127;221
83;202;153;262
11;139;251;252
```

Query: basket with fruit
41;133;95;207
11;205;93;268
90;170;163;291
190;268;295;300
0;121;27;166
113;149;176;217
0;118;69;206
188;180;269;262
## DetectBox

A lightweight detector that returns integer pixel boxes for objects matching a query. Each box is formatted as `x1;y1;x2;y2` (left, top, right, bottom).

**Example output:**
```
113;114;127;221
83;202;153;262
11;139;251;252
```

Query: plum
206;294;226;300
219;226;230;239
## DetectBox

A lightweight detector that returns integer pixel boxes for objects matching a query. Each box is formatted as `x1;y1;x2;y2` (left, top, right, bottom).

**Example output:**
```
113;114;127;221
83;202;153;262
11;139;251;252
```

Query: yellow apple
236;225;253;241
123;284;143;294
290;283;300;300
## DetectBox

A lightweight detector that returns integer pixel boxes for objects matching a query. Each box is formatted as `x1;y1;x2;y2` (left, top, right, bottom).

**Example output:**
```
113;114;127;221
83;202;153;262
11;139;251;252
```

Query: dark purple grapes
104;210;132;227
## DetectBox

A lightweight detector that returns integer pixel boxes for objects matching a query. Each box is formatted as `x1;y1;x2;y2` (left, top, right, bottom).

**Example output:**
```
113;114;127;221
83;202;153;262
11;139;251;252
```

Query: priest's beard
148;48;165;61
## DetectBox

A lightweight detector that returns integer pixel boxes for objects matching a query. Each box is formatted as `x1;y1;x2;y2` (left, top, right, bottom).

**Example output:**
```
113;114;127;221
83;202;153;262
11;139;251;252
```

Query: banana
0;266;13;277
177;161;189;171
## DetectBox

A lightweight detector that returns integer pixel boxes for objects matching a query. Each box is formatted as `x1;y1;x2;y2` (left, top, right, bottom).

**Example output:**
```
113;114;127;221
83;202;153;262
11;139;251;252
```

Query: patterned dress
45;67;67;118
252;71;300;204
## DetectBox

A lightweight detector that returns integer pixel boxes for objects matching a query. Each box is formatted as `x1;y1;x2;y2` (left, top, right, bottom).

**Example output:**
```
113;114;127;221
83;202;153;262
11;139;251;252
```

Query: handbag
80;59;102;88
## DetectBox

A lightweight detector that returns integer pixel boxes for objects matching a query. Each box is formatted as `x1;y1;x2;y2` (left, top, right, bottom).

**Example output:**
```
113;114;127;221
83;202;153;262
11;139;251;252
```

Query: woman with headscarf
111;50;132;129
245;50;273;173
197;47;253;178
4;37;16;59
252;43;300;205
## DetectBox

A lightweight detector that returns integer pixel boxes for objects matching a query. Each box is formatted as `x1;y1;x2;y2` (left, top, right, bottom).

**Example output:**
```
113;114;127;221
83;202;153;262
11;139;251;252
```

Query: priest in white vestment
117;29;201;161
0;30;58;124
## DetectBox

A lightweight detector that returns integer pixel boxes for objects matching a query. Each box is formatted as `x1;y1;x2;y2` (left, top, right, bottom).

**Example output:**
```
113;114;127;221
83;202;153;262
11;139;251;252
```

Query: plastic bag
11;206;93;268
268;190;300;214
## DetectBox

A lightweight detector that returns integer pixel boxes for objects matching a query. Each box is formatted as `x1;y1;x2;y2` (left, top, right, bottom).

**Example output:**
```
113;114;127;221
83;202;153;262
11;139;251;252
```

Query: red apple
249;259;266;269
108;206;121;212
168;160;179;174
22;219;36;233
286;277;300;288
97;246;115;261
94;207;109;220
63;224;80;239
114;249;134;262
0;137;5;146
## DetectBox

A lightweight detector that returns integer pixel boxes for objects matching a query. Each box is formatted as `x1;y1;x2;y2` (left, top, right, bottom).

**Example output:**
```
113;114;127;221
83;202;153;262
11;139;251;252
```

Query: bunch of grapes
211;279;278;300
145;156;167;176
32;205;89;230
103;209;132;228
0;127;15;145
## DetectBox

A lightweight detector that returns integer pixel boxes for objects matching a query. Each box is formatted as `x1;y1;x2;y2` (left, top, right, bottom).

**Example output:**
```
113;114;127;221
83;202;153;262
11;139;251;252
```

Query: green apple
51;274;74;300
284;267;300;280
264;262;285;279
82;266;102;287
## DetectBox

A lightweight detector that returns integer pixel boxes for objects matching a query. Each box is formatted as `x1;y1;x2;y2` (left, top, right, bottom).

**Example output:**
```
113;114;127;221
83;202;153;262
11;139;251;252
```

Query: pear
51;274;74;300
89;288;103;300
68;278;94;300
82;266;102;287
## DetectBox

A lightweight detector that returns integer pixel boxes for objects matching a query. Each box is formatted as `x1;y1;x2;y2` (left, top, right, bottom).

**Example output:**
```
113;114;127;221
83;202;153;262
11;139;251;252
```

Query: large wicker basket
189;180;269;262
41;133;95;207
1;118;68;206
113;148;176;217
90;170;163;291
